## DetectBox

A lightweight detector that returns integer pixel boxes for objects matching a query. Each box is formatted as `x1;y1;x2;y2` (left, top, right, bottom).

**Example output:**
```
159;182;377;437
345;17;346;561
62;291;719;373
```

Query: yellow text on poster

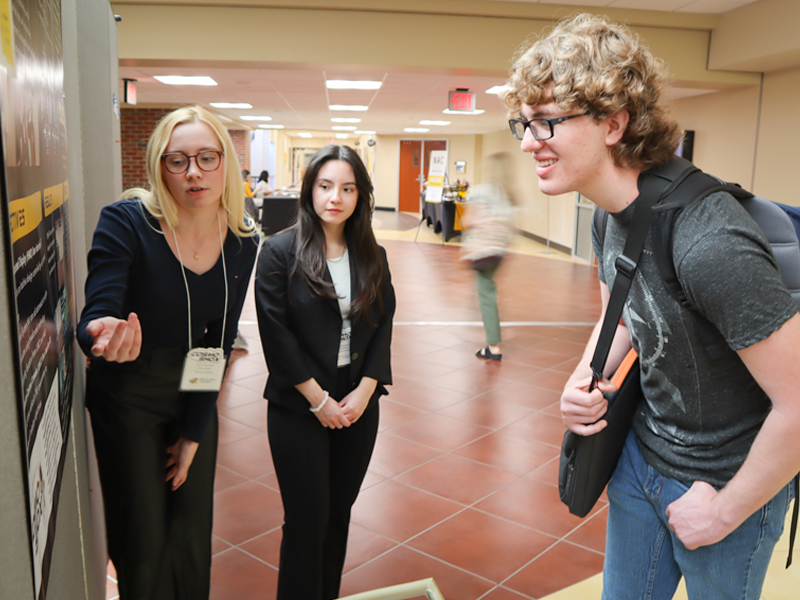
10;192;43;243
44;184;64;217
0;0;13;69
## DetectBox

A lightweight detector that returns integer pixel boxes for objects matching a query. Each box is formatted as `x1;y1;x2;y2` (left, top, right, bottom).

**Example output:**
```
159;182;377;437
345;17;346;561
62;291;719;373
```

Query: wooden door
398;140;448;213
398;140;422;212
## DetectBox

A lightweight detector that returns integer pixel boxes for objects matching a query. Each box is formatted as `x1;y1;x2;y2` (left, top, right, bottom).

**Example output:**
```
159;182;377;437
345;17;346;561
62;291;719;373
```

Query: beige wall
371;134;480;209
671;86;761;190
754;66;800;204
112;3;756;90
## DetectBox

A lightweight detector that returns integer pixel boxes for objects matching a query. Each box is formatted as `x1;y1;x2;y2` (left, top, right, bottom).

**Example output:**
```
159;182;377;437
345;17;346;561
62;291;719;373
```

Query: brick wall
120;107;250;190
229;129;250;173
121;107;170;190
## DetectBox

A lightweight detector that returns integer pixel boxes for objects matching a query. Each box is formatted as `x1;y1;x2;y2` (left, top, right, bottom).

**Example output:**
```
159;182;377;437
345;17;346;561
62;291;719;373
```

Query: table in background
261;194;299;236
422;200;468;242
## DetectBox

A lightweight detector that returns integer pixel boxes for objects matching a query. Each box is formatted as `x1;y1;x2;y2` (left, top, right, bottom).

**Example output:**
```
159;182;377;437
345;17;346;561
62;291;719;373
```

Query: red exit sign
448;90;476;111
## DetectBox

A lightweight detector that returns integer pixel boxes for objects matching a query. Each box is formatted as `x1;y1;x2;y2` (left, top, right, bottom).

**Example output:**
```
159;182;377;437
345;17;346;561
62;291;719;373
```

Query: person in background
505;14;800;600
255;144;395;600
233;169;257;350
241;168;252;197
253;169;273;208
462;151;519;361
78;105;258;600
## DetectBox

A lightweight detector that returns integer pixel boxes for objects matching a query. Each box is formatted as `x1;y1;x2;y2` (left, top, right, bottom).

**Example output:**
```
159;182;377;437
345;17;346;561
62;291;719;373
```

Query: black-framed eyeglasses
161;150;224;174
508;113;589;141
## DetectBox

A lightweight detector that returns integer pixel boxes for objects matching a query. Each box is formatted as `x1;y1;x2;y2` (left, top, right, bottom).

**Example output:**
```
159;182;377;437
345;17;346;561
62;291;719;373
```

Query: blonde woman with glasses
78;106;258;600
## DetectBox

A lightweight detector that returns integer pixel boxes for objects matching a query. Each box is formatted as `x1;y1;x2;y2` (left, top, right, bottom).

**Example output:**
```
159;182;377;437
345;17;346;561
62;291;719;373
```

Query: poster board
424;150;447;202
0;1;76;597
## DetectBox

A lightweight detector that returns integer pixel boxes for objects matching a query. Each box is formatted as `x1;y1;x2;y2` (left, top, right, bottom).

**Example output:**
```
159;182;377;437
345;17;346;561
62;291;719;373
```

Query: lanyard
170;212;229;351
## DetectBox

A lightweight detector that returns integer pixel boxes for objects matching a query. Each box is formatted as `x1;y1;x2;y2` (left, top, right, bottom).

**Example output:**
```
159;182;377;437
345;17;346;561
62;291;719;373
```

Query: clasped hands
85;312;142;362
313;387;370;429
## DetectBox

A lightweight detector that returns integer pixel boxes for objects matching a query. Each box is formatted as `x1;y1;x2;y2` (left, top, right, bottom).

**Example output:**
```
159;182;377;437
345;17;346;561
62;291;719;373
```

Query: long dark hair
258;170;269;183
292;145;386;324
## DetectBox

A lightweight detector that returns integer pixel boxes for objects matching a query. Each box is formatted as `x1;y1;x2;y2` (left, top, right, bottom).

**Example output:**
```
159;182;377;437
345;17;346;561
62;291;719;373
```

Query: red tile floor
106;227;607;599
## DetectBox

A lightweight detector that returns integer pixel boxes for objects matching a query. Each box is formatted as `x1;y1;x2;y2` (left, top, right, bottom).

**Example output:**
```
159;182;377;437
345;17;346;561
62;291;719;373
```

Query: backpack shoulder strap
648;159;754;359
593;205;609;251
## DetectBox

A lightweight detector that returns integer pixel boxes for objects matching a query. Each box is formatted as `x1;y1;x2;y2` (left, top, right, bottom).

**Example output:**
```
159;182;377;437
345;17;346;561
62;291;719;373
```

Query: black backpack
594;155;800;566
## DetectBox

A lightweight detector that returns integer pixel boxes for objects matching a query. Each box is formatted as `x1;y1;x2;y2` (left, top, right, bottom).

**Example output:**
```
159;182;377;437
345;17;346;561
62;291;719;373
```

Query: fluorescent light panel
329;105;369;112
154;75;217;86
240;115;272;121
326;80;382;90
335;134;349;139
298;132;313;138
485;85;511;95
210;102;252;109
354;130;376;135
442;108;485;115
332;126;357;131
259;124;284;129
331;117;361;123
404;127;429;133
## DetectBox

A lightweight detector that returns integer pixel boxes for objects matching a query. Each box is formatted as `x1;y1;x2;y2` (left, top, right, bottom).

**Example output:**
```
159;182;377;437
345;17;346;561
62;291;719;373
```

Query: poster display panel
0;1;76;597
424;150;448;202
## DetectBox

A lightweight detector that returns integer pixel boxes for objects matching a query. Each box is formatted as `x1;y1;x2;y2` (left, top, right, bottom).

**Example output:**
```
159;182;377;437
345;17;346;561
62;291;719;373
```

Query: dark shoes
476;346;502;361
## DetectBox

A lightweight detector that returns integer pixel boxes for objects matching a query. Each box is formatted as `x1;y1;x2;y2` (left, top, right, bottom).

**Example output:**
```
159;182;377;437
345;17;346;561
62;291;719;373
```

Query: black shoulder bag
558;167;674;517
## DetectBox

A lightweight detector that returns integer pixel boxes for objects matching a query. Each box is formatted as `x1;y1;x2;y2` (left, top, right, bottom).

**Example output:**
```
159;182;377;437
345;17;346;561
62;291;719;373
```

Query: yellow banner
10;192;43;243
43;184;64;217
0;0;13;69
427;175;444;186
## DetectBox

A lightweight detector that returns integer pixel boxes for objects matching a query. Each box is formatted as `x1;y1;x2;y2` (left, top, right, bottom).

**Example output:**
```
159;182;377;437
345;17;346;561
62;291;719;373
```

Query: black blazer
255;229;395;412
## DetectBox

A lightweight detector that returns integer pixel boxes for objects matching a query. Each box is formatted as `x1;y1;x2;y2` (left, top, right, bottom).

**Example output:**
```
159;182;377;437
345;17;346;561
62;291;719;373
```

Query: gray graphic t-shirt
595;192;797;486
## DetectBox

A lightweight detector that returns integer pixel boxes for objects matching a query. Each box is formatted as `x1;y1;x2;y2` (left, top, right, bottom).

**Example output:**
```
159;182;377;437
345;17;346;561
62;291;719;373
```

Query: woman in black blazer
255;145;395;600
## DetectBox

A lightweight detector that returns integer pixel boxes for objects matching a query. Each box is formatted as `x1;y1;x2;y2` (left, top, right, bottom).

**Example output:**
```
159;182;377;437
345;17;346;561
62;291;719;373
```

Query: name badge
180;348;226;392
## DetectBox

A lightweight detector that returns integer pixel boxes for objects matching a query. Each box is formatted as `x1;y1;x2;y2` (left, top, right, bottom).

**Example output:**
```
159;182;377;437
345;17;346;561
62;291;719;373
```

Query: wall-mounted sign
448;89;475;112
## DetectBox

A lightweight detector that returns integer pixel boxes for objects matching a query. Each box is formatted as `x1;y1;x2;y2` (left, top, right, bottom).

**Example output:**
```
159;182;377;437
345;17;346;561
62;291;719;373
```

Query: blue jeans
602;430;794;600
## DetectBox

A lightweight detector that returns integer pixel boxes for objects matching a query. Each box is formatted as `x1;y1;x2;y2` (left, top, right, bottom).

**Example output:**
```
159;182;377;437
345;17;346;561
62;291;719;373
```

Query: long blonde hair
121;105;254;236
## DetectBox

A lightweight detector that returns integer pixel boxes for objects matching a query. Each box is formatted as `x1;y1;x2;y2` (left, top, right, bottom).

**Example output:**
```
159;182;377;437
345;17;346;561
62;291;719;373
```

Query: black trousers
87;348;217;600
267;371;380;600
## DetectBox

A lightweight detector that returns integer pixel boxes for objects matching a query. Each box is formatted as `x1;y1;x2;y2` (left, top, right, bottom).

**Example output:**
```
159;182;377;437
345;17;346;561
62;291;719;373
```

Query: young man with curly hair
505;14;800;600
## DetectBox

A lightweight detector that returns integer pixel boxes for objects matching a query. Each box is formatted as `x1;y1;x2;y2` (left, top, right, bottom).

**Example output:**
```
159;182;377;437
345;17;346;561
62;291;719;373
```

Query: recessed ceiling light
326;80;382;90
154;76;217;86
404;128;429;133
332;126;357;131
442;109;485;115
210;102;252;109
329;105;369;112
419;120;450;126
259;124;284;129
298;132;313;138
331;117;362;123
335;133;349;139
354;130;376;135
240;115;272;121
485;85;511;95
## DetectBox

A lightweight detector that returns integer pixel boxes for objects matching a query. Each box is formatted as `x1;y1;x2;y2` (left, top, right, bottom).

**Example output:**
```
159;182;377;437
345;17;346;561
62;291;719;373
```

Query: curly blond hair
121;105;254;236
505;14;682;170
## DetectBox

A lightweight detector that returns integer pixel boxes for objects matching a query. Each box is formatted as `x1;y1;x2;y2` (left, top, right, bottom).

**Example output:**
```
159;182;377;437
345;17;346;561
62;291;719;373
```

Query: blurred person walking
462;152;519;361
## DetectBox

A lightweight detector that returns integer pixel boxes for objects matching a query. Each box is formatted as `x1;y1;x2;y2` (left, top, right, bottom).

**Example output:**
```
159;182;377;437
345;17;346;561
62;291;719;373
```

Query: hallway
108;217;609;599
